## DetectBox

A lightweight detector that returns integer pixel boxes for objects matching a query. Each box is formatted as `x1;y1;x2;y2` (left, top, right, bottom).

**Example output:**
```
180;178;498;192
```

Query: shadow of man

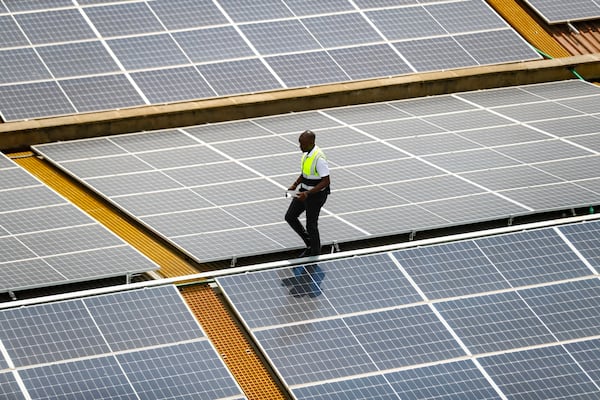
281;264;326;298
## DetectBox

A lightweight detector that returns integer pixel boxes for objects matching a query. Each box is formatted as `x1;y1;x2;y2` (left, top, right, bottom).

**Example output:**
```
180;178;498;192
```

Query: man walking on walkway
285;129;330;258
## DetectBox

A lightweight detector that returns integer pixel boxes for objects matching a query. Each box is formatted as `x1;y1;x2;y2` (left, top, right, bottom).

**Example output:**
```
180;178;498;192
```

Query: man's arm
305;175;330;195
297;175;330;200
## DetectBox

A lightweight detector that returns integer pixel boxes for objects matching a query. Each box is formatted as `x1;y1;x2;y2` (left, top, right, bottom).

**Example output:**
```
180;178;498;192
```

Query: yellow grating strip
487;0;571;58
9;152;198;278
181;285;288;400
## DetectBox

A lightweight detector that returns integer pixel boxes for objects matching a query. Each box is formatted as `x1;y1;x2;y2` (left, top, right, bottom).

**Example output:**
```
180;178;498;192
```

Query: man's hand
297;191;309;201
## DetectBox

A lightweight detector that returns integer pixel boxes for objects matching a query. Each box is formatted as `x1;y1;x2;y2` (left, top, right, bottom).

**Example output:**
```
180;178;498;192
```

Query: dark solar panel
393;240;511;299
83;285;205;351
20;357;138;400
0;300;109;367
519;279;600;341
344;306;465;369
386;360;502;400
474;228;593;287
254;319;378;385
0;285;244;399
436;291;556;354
478;346;600;399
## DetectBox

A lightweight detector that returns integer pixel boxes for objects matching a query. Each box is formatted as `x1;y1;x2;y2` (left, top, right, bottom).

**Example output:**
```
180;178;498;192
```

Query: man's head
299;130;315;152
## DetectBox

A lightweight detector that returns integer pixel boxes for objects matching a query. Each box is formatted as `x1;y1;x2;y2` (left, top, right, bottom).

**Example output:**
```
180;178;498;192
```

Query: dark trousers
285;190;328;256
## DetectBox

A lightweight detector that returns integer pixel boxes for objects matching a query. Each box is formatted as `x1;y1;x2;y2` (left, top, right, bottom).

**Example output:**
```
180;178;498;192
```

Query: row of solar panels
0;152;159;295
34;80;600;263
0;0;540;121
1;216;598;399
0;285;246;399
217;218;600;398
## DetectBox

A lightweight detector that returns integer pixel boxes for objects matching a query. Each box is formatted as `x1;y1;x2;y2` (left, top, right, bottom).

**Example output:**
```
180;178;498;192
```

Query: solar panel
239;20;320;55
0;48;51;84
0;81;76;121
116;341;243;400
254;319;378;385
329;44;413;80
518;279;600;341
84;2;164;37
197;59;283;96
427;0;507;33
292;374;399;400
0;299;110;367
3;0;73;12
34;80;600;263
173;27;254;63
385;360;502;400
20;356;138;400
36;41;120;78
344;306;466;369
0;16;29;47
393;37;479;72
216;218;600;397
559;220;600;268
218;254;421;329
0;373;23;400
14;9;96;44
148;0;229;30
82;285;205;351
475;227;594;287
436;291;557;353
0;0;541;121
393;240;511;299
0;153;159;294
59;74;146;114
524;0;600;24
0;285;245;400
478;346;600;399
564;339;600;383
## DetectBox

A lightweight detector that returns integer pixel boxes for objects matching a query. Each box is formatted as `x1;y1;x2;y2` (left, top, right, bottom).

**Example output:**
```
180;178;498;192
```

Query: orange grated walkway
487;0;571;58
9;152;199;278
181;284;288;400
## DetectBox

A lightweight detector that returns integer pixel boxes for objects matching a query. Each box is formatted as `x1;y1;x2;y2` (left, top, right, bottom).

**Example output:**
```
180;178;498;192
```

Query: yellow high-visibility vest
301;146;326;189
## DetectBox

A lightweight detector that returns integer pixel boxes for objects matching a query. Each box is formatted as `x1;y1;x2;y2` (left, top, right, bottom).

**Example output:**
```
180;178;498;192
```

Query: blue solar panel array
0;285;246;400
0;0;540;121
217;219;600;398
